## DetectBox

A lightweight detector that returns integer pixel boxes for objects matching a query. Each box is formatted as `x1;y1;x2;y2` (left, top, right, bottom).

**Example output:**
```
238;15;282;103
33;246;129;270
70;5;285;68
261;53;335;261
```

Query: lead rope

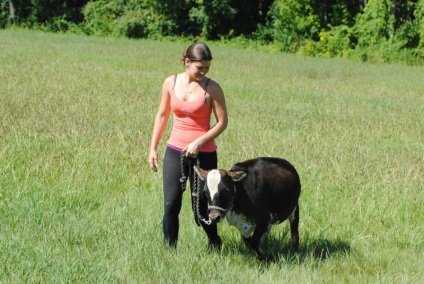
180;150;211;226
193;163;212;225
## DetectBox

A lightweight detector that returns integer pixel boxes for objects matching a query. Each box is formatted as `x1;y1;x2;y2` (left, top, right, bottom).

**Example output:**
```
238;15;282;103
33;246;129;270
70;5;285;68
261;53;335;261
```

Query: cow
194;157;301;260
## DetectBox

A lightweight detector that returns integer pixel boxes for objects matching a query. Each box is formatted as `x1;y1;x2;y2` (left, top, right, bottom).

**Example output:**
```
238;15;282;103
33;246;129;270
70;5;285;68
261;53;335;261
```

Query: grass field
1;29;423;283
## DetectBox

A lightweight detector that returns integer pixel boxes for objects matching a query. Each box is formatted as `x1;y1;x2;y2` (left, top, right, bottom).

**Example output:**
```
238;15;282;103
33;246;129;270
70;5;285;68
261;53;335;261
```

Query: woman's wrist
195;141;202;149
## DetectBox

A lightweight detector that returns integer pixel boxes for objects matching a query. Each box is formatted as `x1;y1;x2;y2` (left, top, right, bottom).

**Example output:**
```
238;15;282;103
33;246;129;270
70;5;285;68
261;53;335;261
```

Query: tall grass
1;29;423;283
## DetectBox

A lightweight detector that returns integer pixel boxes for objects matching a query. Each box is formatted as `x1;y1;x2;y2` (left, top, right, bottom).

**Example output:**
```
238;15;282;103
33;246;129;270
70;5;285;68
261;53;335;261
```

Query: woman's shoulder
162;74;180;91
205;77;224;96
164;73;188;85
164;74;177;84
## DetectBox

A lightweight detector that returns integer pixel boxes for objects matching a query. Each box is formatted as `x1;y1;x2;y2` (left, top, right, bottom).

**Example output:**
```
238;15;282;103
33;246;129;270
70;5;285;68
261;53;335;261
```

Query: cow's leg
258;225;272;258
288;204;300;252
194;191;221;250
197;184;222;250
246;221;271;260
201;221;222;250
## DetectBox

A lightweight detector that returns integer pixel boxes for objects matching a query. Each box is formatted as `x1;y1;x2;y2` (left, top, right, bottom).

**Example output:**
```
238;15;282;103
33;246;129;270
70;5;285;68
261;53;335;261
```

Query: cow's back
230;157;301;223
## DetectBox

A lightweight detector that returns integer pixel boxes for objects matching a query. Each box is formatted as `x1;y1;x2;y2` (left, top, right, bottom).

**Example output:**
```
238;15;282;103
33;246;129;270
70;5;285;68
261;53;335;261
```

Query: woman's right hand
149;150;159;172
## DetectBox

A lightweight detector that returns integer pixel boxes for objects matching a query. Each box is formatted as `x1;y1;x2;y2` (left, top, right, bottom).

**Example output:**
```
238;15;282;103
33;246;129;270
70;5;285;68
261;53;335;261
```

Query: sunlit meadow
0;29;423;283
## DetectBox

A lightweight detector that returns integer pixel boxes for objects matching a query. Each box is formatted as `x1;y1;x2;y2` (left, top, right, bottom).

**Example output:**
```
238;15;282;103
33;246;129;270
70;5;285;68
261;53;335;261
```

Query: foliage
353;0;395;48
0;0;423;64
0;0;8;28
310;0;360;28
228;0;273;36
0;0;86;27
202;0;237;39
80;0;124;37
188;4;207;37
300;25;354;58
81;0;172;38
394;20;420;48
416;0;424;50
267;0;320;52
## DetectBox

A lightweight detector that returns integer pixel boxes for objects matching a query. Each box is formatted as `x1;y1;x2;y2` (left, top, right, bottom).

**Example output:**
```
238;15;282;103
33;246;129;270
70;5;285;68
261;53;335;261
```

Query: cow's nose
209;212;221;224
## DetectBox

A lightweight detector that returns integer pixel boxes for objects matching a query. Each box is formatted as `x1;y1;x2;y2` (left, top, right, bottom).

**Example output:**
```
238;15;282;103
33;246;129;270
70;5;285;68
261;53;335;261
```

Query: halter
208;197;234;213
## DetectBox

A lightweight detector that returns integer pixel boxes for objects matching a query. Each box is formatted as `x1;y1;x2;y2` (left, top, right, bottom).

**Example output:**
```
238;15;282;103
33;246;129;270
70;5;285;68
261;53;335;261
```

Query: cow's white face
205;169;236;223
194;166;247;224
206;170;221;201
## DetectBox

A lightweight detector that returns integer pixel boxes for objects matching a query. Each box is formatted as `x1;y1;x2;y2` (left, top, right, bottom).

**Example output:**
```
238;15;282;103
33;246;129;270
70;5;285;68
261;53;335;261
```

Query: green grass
1;29;423;283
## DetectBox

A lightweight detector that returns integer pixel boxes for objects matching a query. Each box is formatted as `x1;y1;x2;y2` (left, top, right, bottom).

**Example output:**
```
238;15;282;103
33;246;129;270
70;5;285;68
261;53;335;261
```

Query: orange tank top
167;75;217;152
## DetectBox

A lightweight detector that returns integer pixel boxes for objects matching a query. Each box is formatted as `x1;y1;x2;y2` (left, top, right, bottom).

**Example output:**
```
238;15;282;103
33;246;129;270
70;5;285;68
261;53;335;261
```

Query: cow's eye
220;189;231;199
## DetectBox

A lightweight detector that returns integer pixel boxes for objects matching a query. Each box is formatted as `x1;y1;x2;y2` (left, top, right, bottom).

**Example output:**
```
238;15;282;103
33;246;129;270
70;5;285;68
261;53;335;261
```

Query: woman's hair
182;42;213;64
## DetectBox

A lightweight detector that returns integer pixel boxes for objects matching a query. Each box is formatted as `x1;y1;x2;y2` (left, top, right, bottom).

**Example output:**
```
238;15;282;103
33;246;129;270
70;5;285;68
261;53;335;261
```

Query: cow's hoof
243;237;253;249
291;245;299;254
208;236;222;251
257;253;274;262
264;255;275;262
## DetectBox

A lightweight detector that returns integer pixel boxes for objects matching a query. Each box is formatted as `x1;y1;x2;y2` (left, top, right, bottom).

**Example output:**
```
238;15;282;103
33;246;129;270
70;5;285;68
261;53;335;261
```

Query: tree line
2;0;424;64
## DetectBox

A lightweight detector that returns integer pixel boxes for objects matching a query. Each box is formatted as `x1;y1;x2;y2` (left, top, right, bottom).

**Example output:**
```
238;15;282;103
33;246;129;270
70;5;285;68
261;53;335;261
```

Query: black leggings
162;146;219;247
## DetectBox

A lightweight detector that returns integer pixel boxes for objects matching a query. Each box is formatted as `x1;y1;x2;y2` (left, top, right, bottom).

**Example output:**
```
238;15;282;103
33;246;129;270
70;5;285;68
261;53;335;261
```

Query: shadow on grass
222;233;351;264
269;237;351;263
306;238;351;261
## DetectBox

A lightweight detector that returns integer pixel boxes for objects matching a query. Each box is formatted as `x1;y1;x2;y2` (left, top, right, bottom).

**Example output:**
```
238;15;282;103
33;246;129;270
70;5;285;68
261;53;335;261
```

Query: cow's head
194;166;246;224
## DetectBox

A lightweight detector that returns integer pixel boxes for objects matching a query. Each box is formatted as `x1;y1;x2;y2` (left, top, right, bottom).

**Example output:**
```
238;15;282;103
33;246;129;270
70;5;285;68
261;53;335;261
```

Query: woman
148;42;228;249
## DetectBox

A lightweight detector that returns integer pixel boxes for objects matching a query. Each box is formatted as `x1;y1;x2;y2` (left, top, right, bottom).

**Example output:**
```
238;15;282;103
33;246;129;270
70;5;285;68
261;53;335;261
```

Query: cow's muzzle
208;210;222;224
208;203;231;224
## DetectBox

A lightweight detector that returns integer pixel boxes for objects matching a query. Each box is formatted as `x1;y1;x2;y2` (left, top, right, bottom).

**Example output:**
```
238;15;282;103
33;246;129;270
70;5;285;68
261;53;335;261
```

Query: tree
267;0;320;51
310;0;361;28
229;0;273;36
8;0;16;24
353;0;395;48
202;0;236;39
415;0;424;49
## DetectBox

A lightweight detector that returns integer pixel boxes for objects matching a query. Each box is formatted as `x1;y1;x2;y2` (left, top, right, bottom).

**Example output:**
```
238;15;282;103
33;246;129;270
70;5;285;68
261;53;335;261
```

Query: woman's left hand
185;141;201;158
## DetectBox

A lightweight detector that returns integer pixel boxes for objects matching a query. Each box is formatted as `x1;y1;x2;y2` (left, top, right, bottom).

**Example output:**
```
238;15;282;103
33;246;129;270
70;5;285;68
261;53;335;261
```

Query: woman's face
186;59;211;81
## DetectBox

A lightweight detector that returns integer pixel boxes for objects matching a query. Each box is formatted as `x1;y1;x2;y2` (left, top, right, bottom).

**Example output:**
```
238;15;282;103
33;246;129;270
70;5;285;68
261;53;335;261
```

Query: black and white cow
194;157;301;260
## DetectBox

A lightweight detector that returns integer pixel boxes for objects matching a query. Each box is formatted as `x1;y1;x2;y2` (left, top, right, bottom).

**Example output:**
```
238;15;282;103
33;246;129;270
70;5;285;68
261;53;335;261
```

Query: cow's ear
193;166;208;180
228;171;247;181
